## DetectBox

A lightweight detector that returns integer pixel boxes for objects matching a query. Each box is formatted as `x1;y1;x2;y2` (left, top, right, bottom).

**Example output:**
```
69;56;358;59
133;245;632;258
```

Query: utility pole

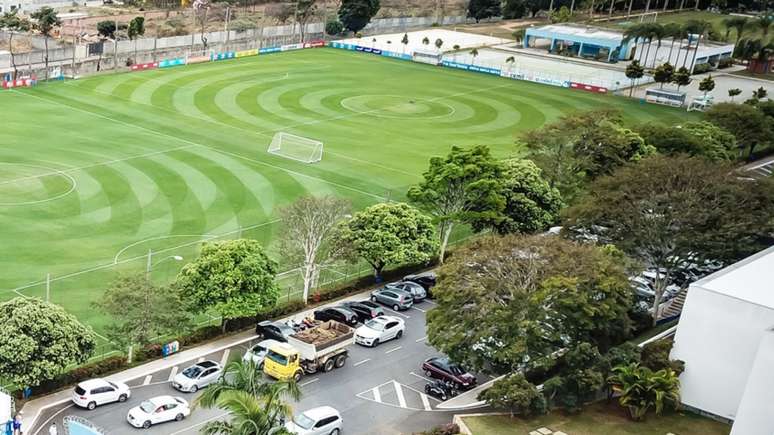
114;18;119;71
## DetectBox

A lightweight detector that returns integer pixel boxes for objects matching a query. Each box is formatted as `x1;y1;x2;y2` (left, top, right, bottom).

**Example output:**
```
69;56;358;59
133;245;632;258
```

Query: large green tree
637;121;737;161
543;342;607;412
339;202;437;280
472;158;562;234
175;239;280;330
0;298;96;387
30;6;60;81
565;155;774;325
426;234;632;375
128;16;145;62
467;0;502;22
407;145;504;263
337;0;380;33
705;102;773;158
0;11;32;80
478;373;546;417
94;274;192;349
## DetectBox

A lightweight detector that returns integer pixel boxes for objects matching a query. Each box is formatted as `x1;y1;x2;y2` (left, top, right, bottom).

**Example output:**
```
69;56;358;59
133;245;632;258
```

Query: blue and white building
524;25;633;62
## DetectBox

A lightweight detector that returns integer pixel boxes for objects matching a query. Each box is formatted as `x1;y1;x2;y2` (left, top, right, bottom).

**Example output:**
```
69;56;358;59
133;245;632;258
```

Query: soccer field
0;47;692;341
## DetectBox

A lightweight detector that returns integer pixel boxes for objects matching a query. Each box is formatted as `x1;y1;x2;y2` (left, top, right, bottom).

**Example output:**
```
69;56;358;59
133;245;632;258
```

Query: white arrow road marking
394;380;407;408
168;366;178;382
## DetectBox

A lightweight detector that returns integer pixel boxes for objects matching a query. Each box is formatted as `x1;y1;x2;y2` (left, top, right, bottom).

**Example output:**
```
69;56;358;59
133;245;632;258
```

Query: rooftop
526;24;626;42
694;246;774;309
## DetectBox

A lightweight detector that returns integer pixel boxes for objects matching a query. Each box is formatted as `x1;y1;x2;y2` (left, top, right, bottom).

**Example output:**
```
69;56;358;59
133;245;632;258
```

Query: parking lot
32;296;484;435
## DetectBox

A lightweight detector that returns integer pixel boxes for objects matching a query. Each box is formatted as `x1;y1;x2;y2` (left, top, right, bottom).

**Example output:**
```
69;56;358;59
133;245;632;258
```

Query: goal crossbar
268;132;323;163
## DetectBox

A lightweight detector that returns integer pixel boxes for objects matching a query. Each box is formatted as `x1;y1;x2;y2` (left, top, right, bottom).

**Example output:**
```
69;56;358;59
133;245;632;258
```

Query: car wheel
396;330;403;339
371;296;377;302
324;358;335;372
335;354;347;368
175;413;185;422
330;429;340;435
87;401;96;410
372;338;380;347
425;370;434;378
293;371;303;382
118;394;127;402
392;304;400;311
143;421;152;429
190;384;198;393
258;362;264;371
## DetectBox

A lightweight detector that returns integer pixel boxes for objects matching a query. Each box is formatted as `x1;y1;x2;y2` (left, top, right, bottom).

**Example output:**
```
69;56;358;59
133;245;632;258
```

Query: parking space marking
410;371;434;383
383;307;411;318
299;378;319;387
385;346;402;354
354;358;371;367
142;375;152;385
402;383;442;403
423;299;437;305
220;349;230;366
416;336;428;343
394;380;407;408
168;366;178;382
412;306;427;313
420;391;432;411
372;386;382;402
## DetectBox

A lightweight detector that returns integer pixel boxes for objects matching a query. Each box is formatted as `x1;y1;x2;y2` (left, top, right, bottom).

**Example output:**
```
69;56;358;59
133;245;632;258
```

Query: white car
354;315;405;347
242;339;280;370
172;360;222;393
72;378;131;410
285;406;342;435
127;395;191;429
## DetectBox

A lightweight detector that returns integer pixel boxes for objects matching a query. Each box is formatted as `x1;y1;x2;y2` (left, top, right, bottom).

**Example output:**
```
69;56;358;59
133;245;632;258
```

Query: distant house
670;245;774;435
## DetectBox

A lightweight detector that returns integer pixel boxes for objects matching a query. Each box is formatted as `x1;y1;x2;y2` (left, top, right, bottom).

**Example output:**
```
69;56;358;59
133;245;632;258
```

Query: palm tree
0;11;32;80
686;20;712;72
722;16;748;44
30;6;60;81
505;55;515;72
747;14;773;40
470;48;479;65
608;364;680;422
401;33;409;54
643;23;665;67
663;22;683;65
623;24;646;61
434;38;443;52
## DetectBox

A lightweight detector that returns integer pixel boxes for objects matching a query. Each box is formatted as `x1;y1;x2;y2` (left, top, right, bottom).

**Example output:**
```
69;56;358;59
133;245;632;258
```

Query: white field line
113;233;216;263
393;380;407;408
13;90;387;201
401;382;442;403
412;306;427;313
355;380;393;399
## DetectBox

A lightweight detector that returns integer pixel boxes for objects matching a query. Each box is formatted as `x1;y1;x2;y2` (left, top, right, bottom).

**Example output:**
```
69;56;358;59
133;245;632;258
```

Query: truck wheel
335;354;346;368
324;358;335;372
293;371;303;383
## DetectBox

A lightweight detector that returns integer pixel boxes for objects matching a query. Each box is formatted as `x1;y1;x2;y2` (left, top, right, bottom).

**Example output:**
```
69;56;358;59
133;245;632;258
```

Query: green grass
0;47;692;347
463;401;731;435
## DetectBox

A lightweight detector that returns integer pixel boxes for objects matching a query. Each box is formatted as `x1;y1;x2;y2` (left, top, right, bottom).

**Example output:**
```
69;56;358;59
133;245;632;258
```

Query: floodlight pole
46;273;51;302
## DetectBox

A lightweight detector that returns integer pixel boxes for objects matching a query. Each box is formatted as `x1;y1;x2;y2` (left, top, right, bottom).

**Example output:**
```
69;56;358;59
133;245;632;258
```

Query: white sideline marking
142;375;152;386
168;366;178;382
299;378;319;387
416;336;428;343
372;386;381;403
420;392;432;411
354;358;371;367
394;380;407;408
385;346;402;354
220;349;230;366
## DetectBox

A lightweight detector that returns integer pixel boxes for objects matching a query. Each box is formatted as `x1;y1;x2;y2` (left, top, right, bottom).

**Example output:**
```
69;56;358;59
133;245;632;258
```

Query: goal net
268;132;323;163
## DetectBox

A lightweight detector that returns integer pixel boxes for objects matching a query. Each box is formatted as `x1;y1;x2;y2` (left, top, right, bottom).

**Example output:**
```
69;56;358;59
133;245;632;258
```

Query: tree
478;374;547;417
684;19;712;71
503;0;528;18
705;102;773;157
266;3;294;24
722;16;748;44
97;20;117;39
698;74;715;97
175;239;280;330
625;60;644;97
469;48;479;64
640;339;685;375
198;360;299;435
295;0;317;43
549;5;572;23
468;0;501;22
671;66;691;91
338;0;380;33
0;11;32;80
401;32;409;53
435;38;443;52
663;23;683;64
325;20;343;35
753;86;768;100
407;145;504;264
93;274;191;350
193;0;210;48
473;158;562;234
564;155;774;325
128;16;145;64
0;297;96;387
426;234;633;374
338;202;437;280
278;196;350;303
652;62;674;89
543;343;607;412
747;14;773;40
728;87;742;101
637;121;736;161
30;6;60;81
608;364;680;421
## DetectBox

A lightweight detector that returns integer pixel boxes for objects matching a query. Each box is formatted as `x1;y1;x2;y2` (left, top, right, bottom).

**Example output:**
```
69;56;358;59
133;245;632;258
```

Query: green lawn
463;402;731;435
0;47;692;347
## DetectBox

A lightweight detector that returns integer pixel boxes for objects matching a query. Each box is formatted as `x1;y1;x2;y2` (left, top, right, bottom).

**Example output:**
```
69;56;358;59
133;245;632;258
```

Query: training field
0;47;691;344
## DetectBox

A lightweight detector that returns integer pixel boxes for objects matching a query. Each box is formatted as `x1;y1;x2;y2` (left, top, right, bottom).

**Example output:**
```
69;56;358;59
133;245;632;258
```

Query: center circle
340;94;455;119
0;162;76;206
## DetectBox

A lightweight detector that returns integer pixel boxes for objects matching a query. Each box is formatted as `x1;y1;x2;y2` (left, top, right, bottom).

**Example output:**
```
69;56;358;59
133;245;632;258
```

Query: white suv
72;379;131;410
285;406;342;435
355;316;405;347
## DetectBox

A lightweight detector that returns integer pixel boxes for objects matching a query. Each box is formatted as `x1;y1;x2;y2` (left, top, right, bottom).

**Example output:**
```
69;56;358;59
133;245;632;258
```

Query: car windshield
267;350;288;366
182;366;202;378
74;386;86;395
139;400;156;414
251;345;266;354
365;319;385;331
448;365;465;375
293;412;316;430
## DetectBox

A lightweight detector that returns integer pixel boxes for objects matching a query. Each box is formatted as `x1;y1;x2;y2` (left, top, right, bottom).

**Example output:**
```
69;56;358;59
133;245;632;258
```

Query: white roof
303;406;339;420
533;24;625;42
693;246;774;309
77;378;110;389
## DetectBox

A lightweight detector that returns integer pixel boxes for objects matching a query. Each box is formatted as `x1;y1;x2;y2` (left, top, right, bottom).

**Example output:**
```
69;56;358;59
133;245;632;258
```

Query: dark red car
421;357;477;390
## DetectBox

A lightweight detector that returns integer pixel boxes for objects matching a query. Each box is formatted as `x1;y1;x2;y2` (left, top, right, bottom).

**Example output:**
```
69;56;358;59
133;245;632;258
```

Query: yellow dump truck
264;320;354;382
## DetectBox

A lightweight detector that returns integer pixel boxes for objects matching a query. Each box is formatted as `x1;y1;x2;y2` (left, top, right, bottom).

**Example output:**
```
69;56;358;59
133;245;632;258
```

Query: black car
255;321;295;342
403;271;437;297
339;300;385;322
313;307;359;326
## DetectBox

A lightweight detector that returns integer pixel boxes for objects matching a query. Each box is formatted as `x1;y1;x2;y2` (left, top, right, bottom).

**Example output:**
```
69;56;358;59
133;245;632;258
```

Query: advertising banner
281;43;304;51
159;58;186;68
130;62;158;71
211;51;236;61
259;46;282;54
570;82;608;93
235;49;258;58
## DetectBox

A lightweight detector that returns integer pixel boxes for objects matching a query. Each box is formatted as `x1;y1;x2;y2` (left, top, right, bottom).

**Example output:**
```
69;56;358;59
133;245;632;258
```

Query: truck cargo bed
289;321;354;361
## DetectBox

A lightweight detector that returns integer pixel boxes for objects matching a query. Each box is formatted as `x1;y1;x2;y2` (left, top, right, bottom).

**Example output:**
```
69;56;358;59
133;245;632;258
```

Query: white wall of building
731;328;774;435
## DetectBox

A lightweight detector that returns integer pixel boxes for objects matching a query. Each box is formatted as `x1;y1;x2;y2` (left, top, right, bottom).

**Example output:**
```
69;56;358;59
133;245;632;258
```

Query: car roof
302;406;339;420
147;395;176;405
196;360;219;368
370;315;400;325
78;378;110;389
359;300;380;308
256;339;280;347
378;287;412;296
406;271;436;279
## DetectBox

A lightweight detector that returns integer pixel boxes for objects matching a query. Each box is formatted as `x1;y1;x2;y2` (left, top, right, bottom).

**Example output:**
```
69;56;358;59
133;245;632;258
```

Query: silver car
243;339;280;370
386;281;426;302
371;287;413;311
172;360;222;393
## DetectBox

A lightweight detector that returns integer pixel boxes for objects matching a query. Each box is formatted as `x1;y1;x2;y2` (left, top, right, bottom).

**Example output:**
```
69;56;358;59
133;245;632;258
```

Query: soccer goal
268;132;323;163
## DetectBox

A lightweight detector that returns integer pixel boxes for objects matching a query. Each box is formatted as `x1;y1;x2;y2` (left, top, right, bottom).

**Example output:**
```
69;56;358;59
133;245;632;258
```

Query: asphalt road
34;299;484;435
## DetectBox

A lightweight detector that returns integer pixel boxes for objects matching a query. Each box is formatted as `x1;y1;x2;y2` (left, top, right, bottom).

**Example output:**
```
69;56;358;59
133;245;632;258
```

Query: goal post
268;132;323;163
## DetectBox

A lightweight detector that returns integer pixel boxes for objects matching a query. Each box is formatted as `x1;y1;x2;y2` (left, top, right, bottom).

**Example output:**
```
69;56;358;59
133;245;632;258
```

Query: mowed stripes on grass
0;47;694;338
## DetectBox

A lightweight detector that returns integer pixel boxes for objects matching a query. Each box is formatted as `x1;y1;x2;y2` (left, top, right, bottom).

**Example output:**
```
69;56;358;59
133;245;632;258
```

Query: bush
641;339;685;375
325;20;344;36
692;62;712;74
717;57;734;68
479;373;547;417
26;356;128;399
414;423;460;435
